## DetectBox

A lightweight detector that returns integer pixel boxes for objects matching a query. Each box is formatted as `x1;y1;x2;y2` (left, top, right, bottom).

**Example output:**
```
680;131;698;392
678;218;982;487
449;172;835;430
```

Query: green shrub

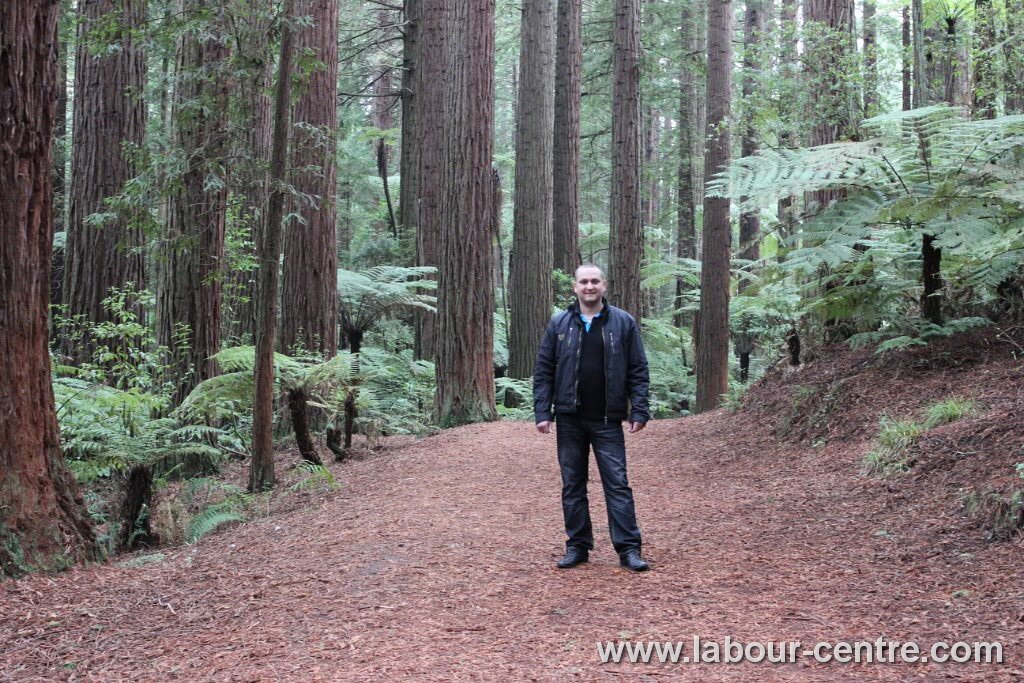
923;397;977;428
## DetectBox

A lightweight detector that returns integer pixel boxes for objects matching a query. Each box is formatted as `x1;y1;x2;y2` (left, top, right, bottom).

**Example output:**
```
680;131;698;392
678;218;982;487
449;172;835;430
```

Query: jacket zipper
573;321;581;409
602;320;610;423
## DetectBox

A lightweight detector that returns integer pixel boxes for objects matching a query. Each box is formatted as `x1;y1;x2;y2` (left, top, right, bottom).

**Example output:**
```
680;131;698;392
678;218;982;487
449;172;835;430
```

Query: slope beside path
1;410;1022;681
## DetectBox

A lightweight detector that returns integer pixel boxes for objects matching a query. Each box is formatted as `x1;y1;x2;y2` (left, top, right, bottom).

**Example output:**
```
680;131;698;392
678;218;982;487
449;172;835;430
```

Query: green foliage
924;397;977;428
709;106;1024;343
289;461;338;492
864;397;978;476
181;478;254;543
337;265;437;336
642;318;695;417
495;376;534;420
863;417;926;476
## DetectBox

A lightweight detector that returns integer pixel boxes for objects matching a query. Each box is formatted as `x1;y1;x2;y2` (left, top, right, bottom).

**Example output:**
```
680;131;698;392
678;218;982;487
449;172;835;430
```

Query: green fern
186;509;245;542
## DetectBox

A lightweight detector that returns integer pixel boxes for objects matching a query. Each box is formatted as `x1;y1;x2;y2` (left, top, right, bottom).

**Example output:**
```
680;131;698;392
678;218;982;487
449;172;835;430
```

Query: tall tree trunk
776;0;798;245
609;0;643;321
62;0;147;365
508;0;555;379
400;0;420;237
412;0;446;361
674;0;704;330
694;0;732;413
224;2;274;343
902;6;912;110
973;0;998;119
552;0;581;274
912;0;927;107
738;0;765;283
863;0;878;117
434;0;498;426
157;1;231;407
250;0;294;493
280;0;339;357
1;0;98;578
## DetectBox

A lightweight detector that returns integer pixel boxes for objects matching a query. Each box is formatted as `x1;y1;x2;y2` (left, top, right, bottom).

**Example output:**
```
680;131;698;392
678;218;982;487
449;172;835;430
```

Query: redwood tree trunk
609;0;643;321
412;0;446;361
902;6;912;110
552;0;581;275
694;0;732;413
921;233;943;325
973;0;999;119
1;0;98;577
434;0;498;426
912;0;927;107
738;0;765;284
280;0;339;358
157;1;231;406
62;0;147;365
508;0;555;379
675;0;705;330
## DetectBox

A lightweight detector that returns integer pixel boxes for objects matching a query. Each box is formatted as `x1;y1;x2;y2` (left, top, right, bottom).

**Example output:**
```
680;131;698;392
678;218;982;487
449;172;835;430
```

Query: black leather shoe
619;550;649;572
557;548;589;569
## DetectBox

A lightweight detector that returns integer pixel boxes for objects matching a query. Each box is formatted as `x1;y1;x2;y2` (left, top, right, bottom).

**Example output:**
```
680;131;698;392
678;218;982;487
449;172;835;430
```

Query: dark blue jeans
555;414;642;556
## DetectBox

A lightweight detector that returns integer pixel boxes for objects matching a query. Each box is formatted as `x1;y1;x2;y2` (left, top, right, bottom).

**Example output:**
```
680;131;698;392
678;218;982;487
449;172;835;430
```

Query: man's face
573;266;607;307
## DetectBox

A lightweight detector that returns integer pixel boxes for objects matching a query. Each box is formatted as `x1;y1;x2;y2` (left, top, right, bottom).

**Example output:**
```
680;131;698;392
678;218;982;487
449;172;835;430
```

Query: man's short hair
574;263;605;281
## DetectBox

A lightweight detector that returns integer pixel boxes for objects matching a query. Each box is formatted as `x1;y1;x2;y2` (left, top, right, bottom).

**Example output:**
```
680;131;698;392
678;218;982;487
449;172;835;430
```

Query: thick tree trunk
250;1;294;493
674;0;704;330
609;0;643;321
0;0;98;578
412;0;446;362
434;0;498;427
694;0;732;413
400;0;420;236
62;0;147;365
552;0;581;275
508;0;555;379
280;0;339;358
157;1;231;407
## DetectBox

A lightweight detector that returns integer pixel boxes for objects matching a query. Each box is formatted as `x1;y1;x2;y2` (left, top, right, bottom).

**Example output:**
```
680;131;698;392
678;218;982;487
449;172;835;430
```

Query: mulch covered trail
2;412;1023;681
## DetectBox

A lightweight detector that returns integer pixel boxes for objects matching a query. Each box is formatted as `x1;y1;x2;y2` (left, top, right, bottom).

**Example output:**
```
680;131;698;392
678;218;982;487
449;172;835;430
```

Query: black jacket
533;299;650;424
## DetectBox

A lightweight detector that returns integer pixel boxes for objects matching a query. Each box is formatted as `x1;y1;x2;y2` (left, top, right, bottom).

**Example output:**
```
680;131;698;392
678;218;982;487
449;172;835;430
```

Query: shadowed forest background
1;0;1023;587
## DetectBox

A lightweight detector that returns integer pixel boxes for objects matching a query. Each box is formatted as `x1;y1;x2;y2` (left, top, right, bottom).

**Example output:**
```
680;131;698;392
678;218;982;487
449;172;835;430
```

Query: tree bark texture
508;0;555;379
400;0;420;235
552;0;581;275
250;1;294;493
224;3;274;343
738;0;765;290
0;0;98;578
434;0;498;426
609;0;642;322
157;2;231;407
921;233;943;325
411;0;447;362
694;0;732;413
50;33;69;328
62;0;147;365
776;0;798;239
280;0;339;357
674;0;704;329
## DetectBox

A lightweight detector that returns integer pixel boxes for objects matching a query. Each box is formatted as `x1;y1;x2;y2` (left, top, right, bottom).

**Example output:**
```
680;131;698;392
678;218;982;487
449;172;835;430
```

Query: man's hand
536;421;551;434
628;421;646;434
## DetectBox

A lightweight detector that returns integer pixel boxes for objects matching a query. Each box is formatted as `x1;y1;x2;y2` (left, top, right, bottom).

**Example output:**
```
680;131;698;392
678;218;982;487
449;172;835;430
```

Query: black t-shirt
577;312;607;420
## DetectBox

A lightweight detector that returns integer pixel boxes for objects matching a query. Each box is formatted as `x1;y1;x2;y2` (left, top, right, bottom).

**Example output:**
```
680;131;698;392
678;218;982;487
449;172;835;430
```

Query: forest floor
2;328;1024;681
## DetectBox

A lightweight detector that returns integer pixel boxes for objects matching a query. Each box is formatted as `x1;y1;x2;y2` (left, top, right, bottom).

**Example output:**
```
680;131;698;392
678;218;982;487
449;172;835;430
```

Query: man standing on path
533;264;650;572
